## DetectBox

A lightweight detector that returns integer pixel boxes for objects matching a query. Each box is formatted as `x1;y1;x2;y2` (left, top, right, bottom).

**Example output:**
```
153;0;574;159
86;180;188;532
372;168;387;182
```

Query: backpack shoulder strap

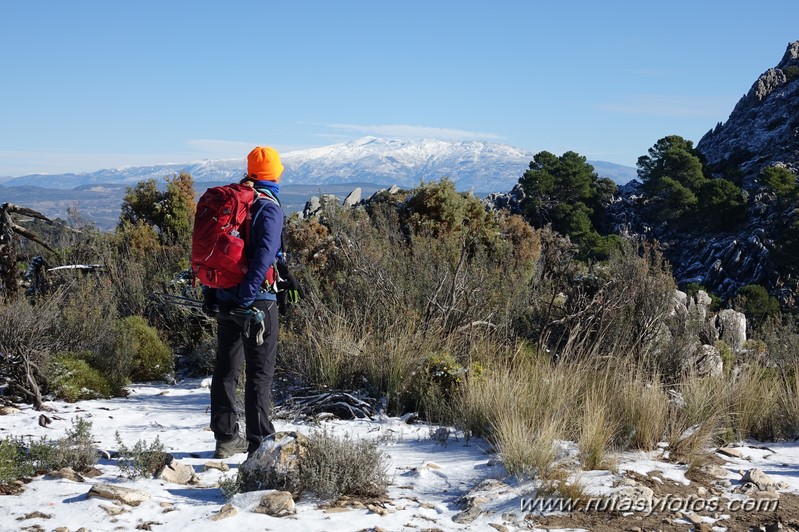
249;191;284;250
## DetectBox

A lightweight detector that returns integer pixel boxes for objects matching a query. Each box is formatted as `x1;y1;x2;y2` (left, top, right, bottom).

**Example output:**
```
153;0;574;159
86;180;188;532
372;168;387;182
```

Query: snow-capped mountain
3;137;635;192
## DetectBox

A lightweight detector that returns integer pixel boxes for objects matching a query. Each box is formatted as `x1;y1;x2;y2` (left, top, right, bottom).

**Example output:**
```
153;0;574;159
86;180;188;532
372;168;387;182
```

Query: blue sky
1;1;798;176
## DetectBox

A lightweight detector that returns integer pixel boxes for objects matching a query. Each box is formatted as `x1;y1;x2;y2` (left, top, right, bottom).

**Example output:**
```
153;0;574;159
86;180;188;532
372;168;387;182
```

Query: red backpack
191;183;258;289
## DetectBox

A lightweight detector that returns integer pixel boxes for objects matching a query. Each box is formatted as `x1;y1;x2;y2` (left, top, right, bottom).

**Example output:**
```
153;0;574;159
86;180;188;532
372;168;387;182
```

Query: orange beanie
247;146;284;183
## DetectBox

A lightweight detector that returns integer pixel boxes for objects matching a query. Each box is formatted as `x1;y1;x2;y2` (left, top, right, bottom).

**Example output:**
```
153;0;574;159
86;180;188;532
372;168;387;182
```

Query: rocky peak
697;40;799;184
779;40;799;68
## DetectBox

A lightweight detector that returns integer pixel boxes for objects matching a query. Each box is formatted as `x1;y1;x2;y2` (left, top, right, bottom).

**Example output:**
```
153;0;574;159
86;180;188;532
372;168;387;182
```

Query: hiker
209;146;284;459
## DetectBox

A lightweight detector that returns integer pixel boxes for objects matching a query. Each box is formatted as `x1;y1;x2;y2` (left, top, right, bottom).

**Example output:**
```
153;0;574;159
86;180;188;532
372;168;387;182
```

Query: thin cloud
597;95;735;117
324;123;502;141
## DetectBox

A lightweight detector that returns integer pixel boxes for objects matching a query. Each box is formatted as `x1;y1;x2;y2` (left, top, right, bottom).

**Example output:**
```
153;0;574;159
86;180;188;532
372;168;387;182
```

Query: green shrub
716;341;735;374
116;316;174;381
0;416;98;483
298;430;389;500
47;352;113;402
53;416;99;472
735;284;781;329
0;437;32;486
114;432;169;478
760;166;798;198
783;65;799;83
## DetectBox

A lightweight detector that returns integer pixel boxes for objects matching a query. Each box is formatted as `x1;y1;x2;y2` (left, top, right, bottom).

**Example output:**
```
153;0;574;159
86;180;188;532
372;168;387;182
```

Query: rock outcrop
697;41;799;182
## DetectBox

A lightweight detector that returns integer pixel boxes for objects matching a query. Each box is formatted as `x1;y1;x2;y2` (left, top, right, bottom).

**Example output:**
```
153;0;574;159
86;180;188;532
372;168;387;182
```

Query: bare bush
0;293;63;409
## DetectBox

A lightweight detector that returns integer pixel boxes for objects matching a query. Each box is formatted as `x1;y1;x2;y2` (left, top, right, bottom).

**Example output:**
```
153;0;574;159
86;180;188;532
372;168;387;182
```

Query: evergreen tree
518;150;617;259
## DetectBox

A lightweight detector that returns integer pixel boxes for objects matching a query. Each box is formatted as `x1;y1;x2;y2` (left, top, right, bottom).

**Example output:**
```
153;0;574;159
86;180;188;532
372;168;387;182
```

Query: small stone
452;506;482;524
159;502;173;508
699;464;729;479
202;461;230;472
0;406;22;415
156;461;197;485
323;507;350;514
489;524;509;532
718;447;747;459
686;512;704;525
210;503;238;521
253;490;295;517
99;504;126;516
697;486;707;496
47;467;84;482
18;511;52;520
83;467;103;478
423;462;442;470
54;528;69;532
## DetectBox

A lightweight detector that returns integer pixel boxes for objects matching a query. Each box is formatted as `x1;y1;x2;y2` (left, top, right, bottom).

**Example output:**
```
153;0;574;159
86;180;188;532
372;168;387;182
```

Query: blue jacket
216;185;284;308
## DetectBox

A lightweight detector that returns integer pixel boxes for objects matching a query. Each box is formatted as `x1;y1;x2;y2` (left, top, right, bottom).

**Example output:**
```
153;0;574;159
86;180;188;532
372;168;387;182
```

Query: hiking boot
214;435;249;459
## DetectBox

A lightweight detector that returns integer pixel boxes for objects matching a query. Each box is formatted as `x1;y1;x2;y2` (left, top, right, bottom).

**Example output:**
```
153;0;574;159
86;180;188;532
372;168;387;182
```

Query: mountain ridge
3;137;636;191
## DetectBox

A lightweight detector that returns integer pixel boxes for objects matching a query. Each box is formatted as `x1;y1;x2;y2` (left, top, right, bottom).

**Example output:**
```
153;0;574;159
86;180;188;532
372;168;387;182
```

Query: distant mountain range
0;137;636;230
1;137;637;191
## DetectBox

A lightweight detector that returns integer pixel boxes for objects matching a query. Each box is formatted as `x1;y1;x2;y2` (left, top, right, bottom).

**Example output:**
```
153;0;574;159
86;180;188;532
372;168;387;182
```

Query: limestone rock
718;447;748;459
717;309;747;351
343;188;362;207
240;431;309;495
156;461;198;485
99;503;127;516
253;490;295;517
47;467;84;482
87;482;150;506
683;344;723;377
742;468;781;491
202;461;230;472
452;505;482;524
303;196;321;218
210;503;238;521
699;464;729;479
617;484;655;501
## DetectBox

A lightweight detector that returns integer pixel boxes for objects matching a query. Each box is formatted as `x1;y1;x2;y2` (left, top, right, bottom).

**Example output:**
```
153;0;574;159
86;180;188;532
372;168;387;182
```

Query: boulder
303;196;321;218
683;344;723;378
343;188;362;207
240;431;309;496
717;309;747;351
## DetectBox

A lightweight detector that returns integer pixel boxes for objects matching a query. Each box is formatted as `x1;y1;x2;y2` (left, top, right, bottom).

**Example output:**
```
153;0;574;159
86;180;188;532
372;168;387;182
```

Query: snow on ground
1;379;798;531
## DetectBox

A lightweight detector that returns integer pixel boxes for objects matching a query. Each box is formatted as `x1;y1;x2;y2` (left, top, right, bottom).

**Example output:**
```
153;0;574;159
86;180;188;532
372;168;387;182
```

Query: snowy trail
4;379;799;531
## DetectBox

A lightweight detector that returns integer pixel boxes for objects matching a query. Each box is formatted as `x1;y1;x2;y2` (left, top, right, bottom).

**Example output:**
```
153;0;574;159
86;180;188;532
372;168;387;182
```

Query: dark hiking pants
210;300;278;453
